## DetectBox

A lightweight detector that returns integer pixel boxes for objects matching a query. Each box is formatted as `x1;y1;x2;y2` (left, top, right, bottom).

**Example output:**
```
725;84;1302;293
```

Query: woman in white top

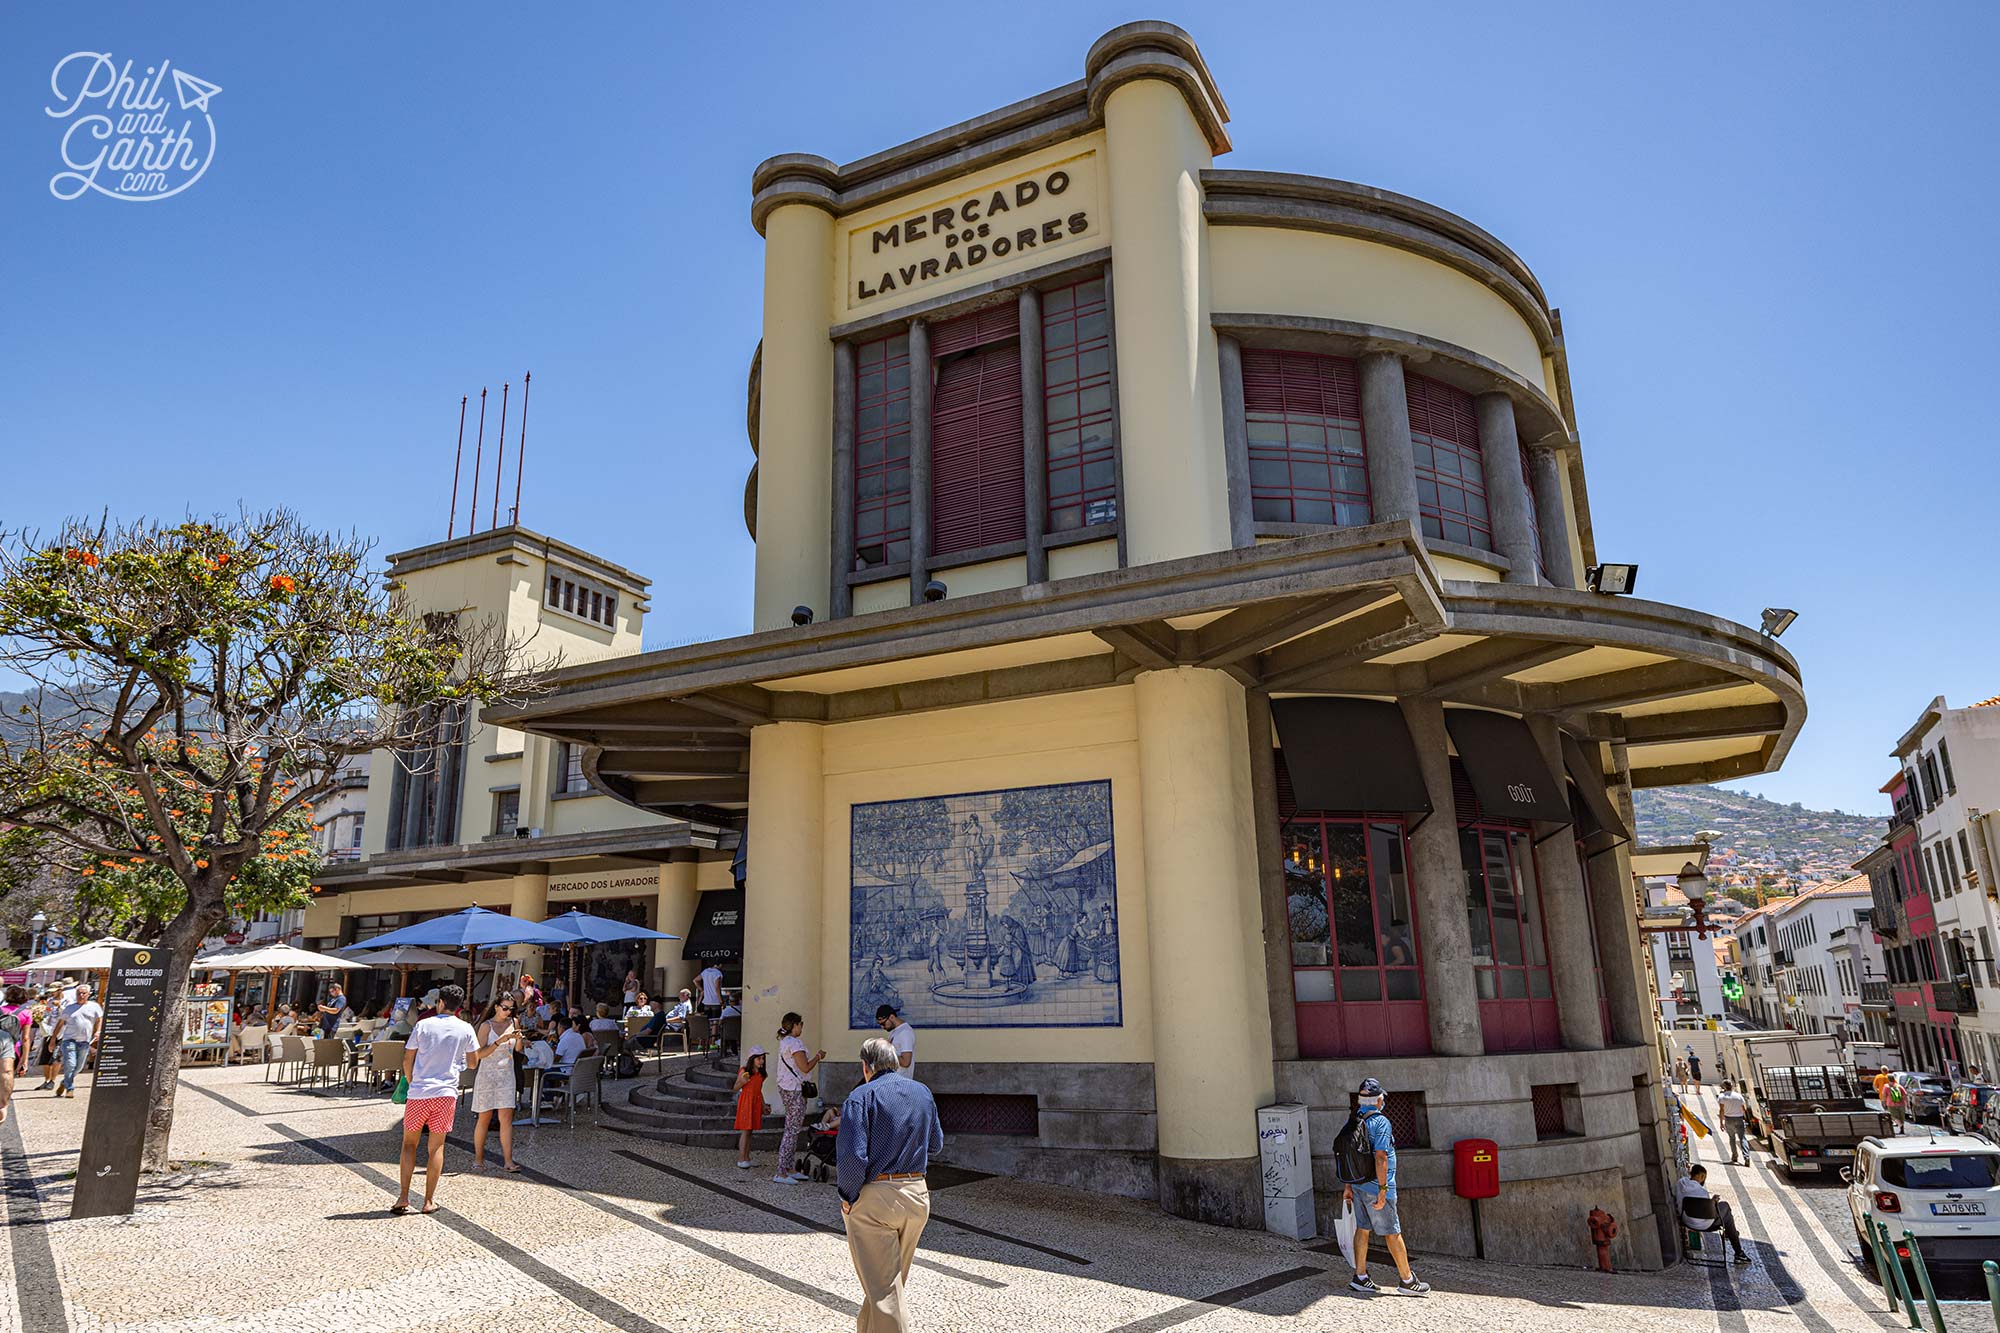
772;1012;826;1185
469;996;525;1172
621;969;641;1012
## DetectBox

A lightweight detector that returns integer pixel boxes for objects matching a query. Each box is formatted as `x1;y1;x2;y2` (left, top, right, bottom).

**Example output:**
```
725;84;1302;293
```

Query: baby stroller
803;1122;840;1183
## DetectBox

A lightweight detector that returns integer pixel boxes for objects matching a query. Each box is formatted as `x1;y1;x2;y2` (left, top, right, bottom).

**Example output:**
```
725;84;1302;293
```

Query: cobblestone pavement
0;1064;1985;1333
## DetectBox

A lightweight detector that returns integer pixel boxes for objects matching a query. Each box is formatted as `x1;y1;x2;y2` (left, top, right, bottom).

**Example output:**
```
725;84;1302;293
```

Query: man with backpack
1335;1077;1429;1296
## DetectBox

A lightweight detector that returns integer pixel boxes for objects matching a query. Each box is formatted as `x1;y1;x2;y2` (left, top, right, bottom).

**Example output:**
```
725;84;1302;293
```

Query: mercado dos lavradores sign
845;149;1102;313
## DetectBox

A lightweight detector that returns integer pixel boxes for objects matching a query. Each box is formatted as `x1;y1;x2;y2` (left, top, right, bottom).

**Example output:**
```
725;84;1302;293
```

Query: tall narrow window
1241;349;1371;528
1940;739;1957;793
853;332;912;569
1407;374;1490;549
930;306;1023;555
1042;277;1117;532
1462;824;1559;1052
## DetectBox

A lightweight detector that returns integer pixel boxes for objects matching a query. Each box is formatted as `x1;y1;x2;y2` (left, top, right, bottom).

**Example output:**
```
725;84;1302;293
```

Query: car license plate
1930;1201;1986;1216
1824;1148;1854;1157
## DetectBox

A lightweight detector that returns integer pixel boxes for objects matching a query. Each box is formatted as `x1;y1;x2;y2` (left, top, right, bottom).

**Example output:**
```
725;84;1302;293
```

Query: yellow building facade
311;526;739;1004
495;24;1805;1269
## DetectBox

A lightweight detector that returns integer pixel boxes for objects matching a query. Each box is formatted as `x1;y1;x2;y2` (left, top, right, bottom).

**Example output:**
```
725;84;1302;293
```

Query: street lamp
27;910;47;960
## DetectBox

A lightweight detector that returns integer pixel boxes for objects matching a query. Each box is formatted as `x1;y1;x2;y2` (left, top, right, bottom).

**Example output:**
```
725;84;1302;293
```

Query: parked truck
1726;1031;1842;1104
1752;1065;1891;1176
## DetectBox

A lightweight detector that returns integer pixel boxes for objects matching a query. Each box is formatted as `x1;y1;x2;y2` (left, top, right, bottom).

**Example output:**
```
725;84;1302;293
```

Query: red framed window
930;308;1023;556
1242;349;1371;527
1042;278;1117;532
1461;823;1560;1052
853;332;912;568
1407;374;1490;550
1285;814;1430;1058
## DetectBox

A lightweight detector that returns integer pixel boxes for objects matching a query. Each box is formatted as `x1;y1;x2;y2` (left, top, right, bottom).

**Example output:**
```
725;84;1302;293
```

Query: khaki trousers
844;1176;930;1333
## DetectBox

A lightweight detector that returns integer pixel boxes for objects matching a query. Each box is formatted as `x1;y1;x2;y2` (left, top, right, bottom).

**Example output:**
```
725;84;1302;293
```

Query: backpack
1330;1112;1376;1185
613;1050;640;1080
0;1008;21;1049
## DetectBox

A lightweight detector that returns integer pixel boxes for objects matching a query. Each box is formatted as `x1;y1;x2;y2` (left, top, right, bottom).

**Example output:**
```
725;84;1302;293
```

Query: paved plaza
0;1069;1988;1333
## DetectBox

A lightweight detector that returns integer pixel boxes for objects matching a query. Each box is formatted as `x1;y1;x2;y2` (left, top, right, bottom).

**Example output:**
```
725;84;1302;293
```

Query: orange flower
81;866;95;876
196;858;210;868
64;547;100;568
268;573;296;594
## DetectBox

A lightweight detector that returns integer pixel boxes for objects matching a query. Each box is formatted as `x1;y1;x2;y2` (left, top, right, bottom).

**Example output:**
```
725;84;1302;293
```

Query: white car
1845;1133;2000;1286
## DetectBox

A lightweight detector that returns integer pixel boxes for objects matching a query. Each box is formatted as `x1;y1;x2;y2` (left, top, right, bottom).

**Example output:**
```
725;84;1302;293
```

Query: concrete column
654;855;700;999
1134;667;1273;1227
752;202;836;631
1577;742;1650;1046
906;318;932;605
1020;287;1048;583
1357;353;1419;528
1102;78;1230;565
744;722;824;1110
1526;716;1606;1051
829;339;856;618
1397;697;1483;1056
1477;392;1538;585
1216;334;1253;547
507;869;550;976
1527;446;1577;589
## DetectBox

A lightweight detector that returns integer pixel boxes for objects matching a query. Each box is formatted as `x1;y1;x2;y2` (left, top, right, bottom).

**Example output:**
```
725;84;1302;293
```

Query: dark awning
1271;697;1432;815
1443;709;1571;824
1562;732;1631;844
683;889;744;962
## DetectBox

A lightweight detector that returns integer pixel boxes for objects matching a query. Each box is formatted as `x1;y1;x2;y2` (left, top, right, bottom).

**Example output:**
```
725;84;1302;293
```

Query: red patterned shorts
403;1095;457;1135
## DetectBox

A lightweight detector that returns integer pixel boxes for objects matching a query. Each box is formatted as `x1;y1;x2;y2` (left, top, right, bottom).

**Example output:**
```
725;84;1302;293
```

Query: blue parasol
345;905;573;951
538;909;680;945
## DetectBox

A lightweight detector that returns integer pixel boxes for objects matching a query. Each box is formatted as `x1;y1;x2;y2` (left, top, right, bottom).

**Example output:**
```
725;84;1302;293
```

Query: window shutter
1406;374;1489;549
932;343;1024;554
1240;348;1371;528
929;304;1018;357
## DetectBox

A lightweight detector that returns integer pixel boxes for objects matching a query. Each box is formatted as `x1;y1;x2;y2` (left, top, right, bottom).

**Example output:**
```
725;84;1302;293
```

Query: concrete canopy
487;521;1804;817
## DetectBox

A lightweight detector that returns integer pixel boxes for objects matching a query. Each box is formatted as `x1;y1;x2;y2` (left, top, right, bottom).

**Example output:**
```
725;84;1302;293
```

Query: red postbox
1453;1138;1500;1199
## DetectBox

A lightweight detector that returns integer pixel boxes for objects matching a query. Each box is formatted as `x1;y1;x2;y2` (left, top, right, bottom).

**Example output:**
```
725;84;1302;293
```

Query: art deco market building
493;23;1805;1269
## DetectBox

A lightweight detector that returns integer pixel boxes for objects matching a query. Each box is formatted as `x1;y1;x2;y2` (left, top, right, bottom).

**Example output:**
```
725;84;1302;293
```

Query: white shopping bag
1334;1196;1357;1269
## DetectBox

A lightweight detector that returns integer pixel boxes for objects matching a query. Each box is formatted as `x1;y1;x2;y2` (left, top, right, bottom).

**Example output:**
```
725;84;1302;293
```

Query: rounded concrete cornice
1083;21;1232;154
1203;170;1554;352
742;461;758;541
745;339;761;458
749;158;840;236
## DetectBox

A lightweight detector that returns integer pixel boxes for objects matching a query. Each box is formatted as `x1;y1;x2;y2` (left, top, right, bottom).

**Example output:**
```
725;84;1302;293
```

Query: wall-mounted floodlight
1759;607;1798;638
923;579;948;603
1586;563;1639;595
791;605;814;627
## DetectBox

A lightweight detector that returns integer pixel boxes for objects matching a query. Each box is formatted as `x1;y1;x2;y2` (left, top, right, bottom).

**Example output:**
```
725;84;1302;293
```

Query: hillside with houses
1632;784;1882;902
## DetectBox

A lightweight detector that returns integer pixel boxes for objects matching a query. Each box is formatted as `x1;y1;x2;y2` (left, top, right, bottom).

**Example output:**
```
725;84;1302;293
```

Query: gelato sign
848;153;1098;309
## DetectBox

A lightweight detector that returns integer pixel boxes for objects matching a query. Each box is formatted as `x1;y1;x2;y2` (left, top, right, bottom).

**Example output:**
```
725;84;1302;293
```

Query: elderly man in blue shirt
837;1034;944;1332
1344;1077;1429;1296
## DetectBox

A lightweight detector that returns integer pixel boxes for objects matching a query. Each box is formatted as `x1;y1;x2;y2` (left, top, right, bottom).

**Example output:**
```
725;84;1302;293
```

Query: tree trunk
140;900;223;1172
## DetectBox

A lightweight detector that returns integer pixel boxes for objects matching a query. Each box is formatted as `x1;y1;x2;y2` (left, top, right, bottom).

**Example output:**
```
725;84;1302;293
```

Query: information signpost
72;945;175;1219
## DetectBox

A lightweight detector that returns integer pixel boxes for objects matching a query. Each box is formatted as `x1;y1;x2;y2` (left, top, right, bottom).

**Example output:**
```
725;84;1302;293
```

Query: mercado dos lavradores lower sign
844;148;1102;313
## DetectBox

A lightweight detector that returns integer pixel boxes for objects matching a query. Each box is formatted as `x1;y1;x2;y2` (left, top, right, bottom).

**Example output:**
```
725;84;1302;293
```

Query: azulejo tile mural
849;779;1121;1029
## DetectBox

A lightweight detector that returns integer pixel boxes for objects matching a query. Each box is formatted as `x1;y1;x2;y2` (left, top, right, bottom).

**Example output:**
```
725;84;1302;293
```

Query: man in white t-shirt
55;984;104;1098
876;1004;916;1079
696;964;725;1018
554;1015;591;1070
1715;1080;1750;1166
394;984;480;1215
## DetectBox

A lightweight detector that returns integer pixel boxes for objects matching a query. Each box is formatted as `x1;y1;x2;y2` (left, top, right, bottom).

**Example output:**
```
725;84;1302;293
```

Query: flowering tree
0;512;546;1169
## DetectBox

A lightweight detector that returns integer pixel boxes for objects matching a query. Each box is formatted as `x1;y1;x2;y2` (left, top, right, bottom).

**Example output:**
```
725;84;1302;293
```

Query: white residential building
1896;696;2000;1077
1765;876;1872;1039
1734;908;1779;1029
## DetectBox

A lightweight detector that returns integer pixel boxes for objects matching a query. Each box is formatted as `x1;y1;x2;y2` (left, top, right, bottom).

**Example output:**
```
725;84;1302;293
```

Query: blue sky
3;4;1995;817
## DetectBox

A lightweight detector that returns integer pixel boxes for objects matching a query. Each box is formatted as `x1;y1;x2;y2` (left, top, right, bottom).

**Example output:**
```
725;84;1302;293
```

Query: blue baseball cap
1357;1077;1385;1097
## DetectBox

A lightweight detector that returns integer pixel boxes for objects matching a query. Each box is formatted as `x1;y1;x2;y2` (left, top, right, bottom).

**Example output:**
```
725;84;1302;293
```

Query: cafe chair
368;1040;406;1092
546;1054;604;1127
234;1024;268;1066
683;1013;712;1057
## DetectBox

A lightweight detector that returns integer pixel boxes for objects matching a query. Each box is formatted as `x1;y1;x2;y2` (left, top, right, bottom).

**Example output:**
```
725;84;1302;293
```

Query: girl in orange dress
732;1046;768;1170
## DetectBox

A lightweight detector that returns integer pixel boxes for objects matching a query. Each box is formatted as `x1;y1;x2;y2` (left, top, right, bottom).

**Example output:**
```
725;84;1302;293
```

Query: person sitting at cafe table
629;993;655;1018
588;1003;622;1039
554;1014;593;1070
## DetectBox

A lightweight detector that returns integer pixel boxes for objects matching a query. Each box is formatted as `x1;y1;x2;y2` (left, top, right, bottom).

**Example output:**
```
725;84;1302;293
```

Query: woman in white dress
469;995;525;1172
